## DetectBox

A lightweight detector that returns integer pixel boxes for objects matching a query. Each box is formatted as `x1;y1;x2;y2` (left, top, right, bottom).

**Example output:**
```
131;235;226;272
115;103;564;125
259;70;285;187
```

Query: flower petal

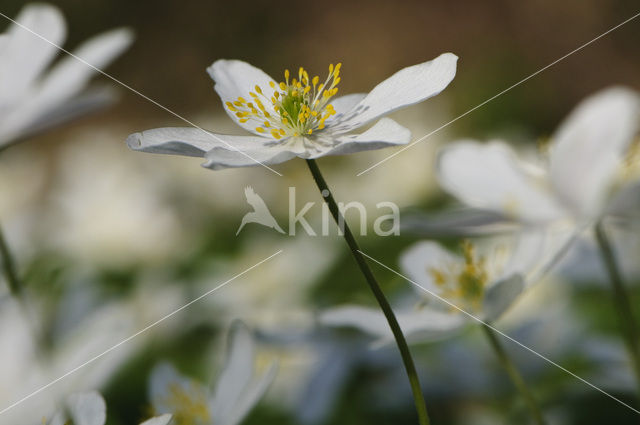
34;27;133;109
401;208;519;237
0;4;66;103
210;321;256;423
139;414;173;425
325;93;366;123
399;241;460;295
312;117;411;157
0;28;132;146
327;53;457;134
482;274;524;322
207;59;278;135
203;139;298;169
148;363;199;414
437;141;565;223
549;86;640;218
66;392;107;425
223;362;277;425
320;305;467;345
127;127;268;157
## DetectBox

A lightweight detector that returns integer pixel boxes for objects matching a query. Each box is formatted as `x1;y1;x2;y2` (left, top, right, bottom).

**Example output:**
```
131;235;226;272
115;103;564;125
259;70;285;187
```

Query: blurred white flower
0;3;132;147
46;391;106;425
144;321;276;425
127;54;457;169
321;230;568;345
0;279;184;425
46;129;185;267
436;87;640;227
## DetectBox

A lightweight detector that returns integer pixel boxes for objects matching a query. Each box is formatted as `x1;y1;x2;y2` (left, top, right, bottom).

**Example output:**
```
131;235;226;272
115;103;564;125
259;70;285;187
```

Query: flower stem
305;159;430;425
481;324;546;425
595;221;640;397
0;223;23;297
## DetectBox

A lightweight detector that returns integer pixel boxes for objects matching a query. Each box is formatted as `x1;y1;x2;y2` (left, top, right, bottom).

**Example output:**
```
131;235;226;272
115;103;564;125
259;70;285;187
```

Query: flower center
428;241;488;311
225;63;342;140
163;382;211;425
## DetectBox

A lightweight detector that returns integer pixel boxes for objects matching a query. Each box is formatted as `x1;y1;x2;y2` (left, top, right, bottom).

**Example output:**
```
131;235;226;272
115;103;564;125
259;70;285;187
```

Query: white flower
0;3;132;147
436;87;640;227
45;391;173;425
321;230;566;345
144;321;277;425
46;391;106;425
127;54;457;169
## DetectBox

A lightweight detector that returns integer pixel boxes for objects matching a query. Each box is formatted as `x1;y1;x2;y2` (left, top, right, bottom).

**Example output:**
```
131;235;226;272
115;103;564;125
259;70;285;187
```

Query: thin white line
0;11;283;177
357;249;640;415
357;11;640;177
0;249;283;416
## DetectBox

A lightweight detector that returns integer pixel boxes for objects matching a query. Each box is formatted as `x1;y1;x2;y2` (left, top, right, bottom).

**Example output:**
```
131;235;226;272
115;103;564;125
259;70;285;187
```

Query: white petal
222;362;277;425
325;93;366;123
399;241;460;295
550;87;640;218
482;275;525;322
207;59;278;135
210;321;255;422
400;208;519;237
437;141;565;223
313;117;411;157
148;363;192;414
503;226;577;284
320;305;467;345
139;414;173;425
127;127;269;157
34;27;133;110
327;53;457;134
0;28;131;145
203;140;298;169
0;4;66;102
66;391;107;425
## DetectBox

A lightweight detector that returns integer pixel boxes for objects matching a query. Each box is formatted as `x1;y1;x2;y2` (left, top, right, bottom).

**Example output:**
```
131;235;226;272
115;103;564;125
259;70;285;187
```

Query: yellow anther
329;63;334;73
271;129;282;139
303;86;311;94
274;92;280;99
307;129;313;134
237;97;246;103
255;127;265;133
279;129;286;135
263;121;271;127
269;81;276;88
239;118;248;123
284;69;290;80
255;85;262;94
279;82;286;90
312;76;319;86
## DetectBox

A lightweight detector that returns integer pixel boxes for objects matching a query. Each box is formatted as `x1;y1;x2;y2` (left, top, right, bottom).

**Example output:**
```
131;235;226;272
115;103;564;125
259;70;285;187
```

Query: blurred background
1;0;640;424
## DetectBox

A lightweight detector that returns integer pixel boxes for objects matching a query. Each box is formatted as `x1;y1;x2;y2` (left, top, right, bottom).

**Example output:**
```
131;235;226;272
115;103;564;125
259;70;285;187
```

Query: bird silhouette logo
236;186;286;235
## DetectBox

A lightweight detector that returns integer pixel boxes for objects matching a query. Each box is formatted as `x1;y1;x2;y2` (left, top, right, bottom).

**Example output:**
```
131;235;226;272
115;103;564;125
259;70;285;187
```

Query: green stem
482;324;546;425
0;223;23;296
595;221;640;397
305;159;430;425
